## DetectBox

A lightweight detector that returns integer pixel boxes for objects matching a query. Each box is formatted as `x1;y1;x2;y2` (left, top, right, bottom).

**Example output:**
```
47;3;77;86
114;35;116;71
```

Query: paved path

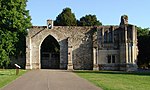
1;70;102;90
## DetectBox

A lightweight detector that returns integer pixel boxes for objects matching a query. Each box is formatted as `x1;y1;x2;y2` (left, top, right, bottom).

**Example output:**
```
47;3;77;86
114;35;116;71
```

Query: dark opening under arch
40;35;60;69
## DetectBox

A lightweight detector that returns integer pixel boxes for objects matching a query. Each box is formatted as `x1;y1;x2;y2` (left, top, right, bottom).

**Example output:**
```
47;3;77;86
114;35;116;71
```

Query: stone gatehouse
26;15;138;71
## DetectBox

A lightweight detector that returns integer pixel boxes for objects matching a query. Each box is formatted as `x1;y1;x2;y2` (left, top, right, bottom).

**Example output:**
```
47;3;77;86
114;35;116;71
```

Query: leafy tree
54;7;77;26
137;27;150;68
137;27;149;36
77;14;102;26
0;30;18;68
0;0;32;68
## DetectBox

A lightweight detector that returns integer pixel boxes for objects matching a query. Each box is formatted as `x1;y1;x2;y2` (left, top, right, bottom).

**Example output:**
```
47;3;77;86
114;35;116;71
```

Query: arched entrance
40;35;60;69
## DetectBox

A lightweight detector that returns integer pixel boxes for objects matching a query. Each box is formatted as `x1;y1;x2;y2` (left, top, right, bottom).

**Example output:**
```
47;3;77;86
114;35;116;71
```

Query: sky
27;0;150;28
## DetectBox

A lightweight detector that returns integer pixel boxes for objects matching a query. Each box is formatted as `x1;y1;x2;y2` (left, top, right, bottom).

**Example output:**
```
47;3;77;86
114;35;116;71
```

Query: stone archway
40;35;60;69
26;26;69;70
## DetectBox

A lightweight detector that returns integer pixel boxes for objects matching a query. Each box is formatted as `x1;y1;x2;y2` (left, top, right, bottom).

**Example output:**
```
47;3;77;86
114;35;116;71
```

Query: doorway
40;35;60;69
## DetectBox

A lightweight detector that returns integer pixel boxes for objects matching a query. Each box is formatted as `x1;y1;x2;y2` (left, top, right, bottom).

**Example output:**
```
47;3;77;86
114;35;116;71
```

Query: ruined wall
94;25;138;71
69;27;94;70
25;19;138;71
95;26;120;70
26;26;95;70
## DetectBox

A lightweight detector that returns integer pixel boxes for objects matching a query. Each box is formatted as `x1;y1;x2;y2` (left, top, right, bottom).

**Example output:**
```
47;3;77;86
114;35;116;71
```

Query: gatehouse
26;15;138;71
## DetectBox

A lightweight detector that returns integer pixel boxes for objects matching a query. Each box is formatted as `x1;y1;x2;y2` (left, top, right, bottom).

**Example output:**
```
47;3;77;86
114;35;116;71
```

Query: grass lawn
0;69;27;88
75;71;150;90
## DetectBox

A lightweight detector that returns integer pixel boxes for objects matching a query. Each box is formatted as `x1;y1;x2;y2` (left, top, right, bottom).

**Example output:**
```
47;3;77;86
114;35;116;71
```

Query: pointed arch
40;35;60;69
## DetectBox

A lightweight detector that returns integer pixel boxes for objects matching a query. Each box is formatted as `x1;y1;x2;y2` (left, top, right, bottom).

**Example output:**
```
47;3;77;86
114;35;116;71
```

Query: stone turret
47;19;53;29
119;15;138;71
120;15;128;27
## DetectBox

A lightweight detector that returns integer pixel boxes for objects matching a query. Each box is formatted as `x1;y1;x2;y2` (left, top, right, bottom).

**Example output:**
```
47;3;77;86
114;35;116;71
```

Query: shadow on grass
74;70;150;76
0;73;15;76
0;69;16;76
0;74;5;75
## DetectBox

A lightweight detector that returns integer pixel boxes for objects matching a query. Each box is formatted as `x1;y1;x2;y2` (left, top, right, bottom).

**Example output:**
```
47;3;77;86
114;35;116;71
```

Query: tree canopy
137;27;149;36
54;8;102;26
0;0;32;68
54;7;77;26
137;27;150;68
77;14;102;26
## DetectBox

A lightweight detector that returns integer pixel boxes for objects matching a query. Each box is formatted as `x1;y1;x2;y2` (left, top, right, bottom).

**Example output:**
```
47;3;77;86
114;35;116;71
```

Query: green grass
75;71;150;90
0;69;27;88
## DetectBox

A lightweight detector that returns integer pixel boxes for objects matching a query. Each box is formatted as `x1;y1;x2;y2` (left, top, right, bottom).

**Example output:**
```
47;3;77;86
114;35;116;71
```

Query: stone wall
94;25;138;71
26;26;95;70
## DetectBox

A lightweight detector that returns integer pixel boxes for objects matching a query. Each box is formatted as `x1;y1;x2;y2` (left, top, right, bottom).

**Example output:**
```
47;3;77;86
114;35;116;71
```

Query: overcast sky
27;0;150;28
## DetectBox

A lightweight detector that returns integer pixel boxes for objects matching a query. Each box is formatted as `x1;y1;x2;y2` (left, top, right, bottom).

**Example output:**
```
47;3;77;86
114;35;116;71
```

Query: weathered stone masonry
26;16;138;71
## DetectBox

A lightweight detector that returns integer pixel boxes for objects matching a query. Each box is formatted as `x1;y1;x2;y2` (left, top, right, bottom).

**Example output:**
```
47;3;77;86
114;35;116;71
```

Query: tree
0;30;18;68
0;0;32;68
137;27;150;68
77;14;102;26
137;27;149;36
54;7;77;26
